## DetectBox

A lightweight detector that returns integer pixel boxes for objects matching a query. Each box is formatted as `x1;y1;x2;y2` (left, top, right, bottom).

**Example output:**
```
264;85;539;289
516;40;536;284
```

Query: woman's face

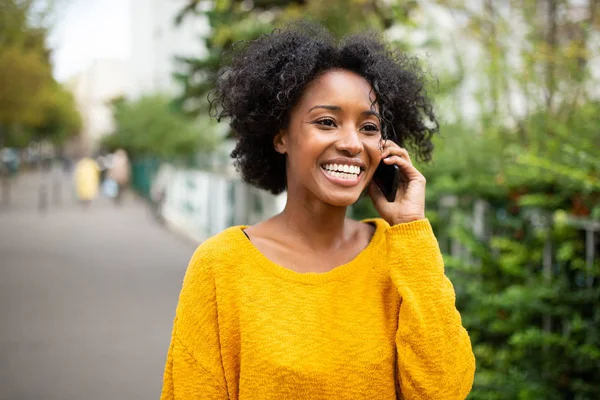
275;69;383;207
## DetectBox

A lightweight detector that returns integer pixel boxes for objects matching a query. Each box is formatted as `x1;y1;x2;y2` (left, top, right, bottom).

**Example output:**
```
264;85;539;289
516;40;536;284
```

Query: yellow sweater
160;218;475;399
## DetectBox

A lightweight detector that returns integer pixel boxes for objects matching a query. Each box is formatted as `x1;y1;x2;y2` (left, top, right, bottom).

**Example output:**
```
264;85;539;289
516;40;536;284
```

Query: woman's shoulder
185;225;249;276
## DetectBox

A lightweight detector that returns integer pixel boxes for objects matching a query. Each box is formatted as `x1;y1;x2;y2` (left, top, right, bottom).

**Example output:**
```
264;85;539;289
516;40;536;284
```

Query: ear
273;129;288;155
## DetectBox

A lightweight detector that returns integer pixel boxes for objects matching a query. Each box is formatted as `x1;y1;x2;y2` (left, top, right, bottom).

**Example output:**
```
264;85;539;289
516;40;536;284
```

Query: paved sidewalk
0;171;197;400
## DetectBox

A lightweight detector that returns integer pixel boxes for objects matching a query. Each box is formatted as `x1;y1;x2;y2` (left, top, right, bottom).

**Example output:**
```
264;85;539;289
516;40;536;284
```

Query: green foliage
446;211;600;399
419;95;600;398
101;94;218;159
0;0;81;147
32;83;82;145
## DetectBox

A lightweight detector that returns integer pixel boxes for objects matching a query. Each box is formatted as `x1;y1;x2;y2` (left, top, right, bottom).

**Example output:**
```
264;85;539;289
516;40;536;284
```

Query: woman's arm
387;219;475;399
161;248;228;400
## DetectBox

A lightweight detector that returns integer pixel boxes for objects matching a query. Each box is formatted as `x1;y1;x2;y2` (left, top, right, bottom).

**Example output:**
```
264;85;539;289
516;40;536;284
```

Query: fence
438;195;598;271
131;158;286;242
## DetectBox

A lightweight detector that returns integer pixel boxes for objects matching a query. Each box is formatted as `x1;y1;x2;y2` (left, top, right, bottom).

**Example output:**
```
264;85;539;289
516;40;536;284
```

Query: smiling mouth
321;163;363;181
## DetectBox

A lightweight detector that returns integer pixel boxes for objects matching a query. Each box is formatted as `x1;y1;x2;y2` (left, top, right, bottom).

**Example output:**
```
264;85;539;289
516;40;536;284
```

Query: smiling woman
161;21;475;400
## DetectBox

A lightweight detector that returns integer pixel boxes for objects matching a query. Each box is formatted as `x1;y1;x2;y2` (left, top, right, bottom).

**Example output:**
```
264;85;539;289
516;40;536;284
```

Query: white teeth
324;169;358;180
322;163;361;175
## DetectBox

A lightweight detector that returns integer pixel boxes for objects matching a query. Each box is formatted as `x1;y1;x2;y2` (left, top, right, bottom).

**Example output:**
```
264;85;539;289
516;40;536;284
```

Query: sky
49;0;131;82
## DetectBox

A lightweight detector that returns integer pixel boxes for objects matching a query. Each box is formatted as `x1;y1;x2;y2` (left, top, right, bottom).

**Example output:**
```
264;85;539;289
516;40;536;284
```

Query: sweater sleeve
160;247;228;400
386;219;475;400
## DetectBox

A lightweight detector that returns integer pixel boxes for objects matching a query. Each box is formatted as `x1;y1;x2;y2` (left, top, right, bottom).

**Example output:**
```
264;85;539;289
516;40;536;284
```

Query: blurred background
0;0;599;399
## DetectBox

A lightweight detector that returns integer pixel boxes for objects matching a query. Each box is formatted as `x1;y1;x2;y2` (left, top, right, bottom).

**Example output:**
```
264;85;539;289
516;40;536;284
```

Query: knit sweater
160;218;475;399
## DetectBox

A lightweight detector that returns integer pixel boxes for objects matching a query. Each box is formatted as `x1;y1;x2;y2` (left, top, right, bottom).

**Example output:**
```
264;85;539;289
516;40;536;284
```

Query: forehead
298;69;377;111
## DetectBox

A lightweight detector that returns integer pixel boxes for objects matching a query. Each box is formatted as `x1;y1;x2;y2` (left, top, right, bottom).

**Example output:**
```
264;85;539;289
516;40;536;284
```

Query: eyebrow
308;105;341;112
308;105;382;121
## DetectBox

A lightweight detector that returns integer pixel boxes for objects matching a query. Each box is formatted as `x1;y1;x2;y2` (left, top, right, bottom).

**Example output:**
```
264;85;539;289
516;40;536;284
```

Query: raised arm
387;219;475;399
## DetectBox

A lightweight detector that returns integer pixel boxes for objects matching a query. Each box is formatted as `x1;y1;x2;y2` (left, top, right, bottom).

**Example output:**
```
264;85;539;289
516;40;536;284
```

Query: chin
321;191;362;207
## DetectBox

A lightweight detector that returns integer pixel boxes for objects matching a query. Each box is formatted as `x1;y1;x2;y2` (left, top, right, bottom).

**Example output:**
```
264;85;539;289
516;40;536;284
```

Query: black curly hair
211;21;438;195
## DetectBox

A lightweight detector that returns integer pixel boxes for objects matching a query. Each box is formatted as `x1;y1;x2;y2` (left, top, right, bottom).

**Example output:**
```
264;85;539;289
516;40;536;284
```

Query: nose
335;128;363;156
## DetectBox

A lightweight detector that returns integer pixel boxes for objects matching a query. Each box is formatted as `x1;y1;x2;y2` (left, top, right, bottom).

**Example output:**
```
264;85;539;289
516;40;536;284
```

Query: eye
314;118;337;128
361;124;380;134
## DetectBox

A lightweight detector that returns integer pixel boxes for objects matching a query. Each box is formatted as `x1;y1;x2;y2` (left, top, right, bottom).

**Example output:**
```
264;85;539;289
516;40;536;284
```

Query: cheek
364;139;384;166
286;133;323;175
290;129;331;160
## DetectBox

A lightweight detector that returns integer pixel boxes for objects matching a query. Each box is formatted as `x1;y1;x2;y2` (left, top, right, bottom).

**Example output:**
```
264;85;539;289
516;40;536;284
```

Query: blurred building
64;1;209;153
128;0;210;98
66;59;129;155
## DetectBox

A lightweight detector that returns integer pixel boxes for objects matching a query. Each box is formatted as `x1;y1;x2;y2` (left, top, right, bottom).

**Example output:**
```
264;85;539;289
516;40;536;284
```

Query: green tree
0;0;80;147
0;44;51;139
102;94;218;159
33;83;82;145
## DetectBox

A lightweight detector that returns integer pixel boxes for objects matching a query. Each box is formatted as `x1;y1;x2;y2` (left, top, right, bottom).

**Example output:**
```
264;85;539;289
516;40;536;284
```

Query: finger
382;146;412;164
383;156;423;180
381;141;400;156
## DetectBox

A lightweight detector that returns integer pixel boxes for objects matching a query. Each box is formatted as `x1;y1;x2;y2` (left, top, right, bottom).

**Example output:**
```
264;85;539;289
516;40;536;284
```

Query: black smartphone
373;160;399;202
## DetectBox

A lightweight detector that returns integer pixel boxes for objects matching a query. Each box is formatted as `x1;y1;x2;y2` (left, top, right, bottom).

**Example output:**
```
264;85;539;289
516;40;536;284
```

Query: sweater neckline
230;218;388;285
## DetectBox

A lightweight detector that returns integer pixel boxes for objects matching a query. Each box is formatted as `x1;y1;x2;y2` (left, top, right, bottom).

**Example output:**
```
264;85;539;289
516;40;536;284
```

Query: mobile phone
373;160;399;202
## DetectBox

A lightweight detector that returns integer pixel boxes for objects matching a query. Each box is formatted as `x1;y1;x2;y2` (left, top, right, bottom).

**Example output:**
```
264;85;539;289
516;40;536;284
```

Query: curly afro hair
211;21;438;195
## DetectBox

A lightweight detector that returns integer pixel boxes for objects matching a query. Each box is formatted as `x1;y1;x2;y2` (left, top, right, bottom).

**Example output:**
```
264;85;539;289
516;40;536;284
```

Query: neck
276;193;350;251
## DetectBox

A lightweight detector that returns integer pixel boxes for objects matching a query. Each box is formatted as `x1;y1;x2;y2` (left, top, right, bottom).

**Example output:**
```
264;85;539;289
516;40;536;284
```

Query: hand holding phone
370;147;427;225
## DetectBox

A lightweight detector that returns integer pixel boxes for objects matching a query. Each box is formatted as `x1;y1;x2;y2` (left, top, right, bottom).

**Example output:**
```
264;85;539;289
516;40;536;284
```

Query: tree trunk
485;0;499;116
545;0;558;111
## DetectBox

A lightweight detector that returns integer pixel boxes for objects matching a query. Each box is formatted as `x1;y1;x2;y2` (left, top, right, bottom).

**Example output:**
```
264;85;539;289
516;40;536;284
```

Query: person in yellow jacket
161;22;475;400
74;156;99;205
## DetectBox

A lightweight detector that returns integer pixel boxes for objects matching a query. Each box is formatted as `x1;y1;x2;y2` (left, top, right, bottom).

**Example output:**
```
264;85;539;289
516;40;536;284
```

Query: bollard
38;184;48;213
52;180;61;207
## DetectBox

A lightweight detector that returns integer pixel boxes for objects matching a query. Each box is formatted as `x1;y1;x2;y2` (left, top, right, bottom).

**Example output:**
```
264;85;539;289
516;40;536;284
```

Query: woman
74;156;99;206
107;148;130;204
161;22;475;400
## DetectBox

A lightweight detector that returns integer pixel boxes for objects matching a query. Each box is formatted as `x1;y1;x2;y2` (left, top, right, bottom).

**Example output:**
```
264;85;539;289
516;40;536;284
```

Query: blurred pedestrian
96;154;109;183
107;149;130;205
1;147;19;208
74;156;99;206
